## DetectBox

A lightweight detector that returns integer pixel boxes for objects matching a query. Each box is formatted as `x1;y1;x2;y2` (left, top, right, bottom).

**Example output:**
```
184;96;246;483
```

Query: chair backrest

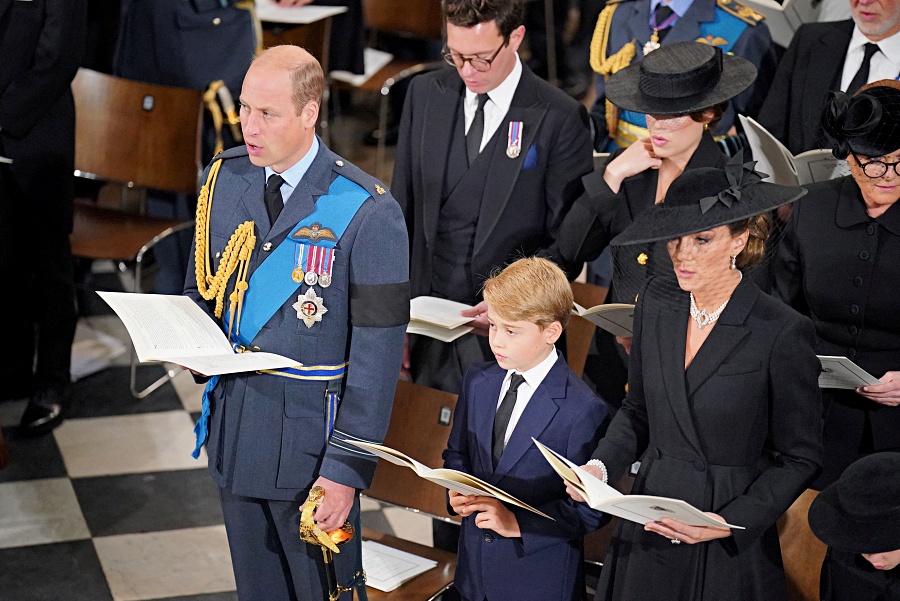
363;0;443;39
567;281;609;377
72;68;203;194
365;380;461;522
778;488;827;601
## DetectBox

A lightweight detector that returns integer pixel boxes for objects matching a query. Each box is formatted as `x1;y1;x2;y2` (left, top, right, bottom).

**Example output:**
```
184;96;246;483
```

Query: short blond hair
482;257;572;329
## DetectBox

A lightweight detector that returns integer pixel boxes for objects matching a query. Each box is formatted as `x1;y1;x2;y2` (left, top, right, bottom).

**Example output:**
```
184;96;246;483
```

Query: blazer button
693;460;705;472
859;250;870;260
853;276;863;287
850;304;860;315
483;533;493;543
849;325;859;335
849;348;858;357
867;224;876;235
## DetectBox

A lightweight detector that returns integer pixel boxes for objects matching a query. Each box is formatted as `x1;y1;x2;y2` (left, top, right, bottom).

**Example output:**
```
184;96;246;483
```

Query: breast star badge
293;287;328;328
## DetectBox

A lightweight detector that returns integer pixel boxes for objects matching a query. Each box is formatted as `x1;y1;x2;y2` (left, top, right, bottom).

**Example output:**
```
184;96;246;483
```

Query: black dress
591;277;823;601
774;176;900;488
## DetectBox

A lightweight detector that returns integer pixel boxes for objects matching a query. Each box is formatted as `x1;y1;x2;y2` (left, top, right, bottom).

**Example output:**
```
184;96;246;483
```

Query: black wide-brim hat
821;81;900;159
611;152;806;246
606;41;757;116
808;452;900;554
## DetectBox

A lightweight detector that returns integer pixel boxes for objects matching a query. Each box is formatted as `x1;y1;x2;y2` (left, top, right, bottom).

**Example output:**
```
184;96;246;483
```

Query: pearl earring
730;255;737;270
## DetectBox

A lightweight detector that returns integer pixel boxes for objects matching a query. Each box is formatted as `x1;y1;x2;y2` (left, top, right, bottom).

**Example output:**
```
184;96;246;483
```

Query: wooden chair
567;281;608;377
70;68;203;398
778;488;827;601
329;0;445;180
362;380;461;600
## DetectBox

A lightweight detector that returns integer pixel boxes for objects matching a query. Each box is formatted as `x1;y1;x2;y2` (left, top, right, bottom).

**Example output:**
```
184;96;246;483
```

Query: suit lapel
623;168;659;221
808;20;854;97
422;74;465;251
473;366;506;475
654;292;706;458
493;357;566;479
269;144;327;241
684;281;756;397
473;67;547;257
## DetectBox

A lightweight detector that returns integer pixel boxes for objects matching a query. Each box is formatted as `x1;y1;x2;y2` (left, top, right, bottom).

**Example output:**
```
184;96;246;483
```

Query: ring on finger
671;538;681;545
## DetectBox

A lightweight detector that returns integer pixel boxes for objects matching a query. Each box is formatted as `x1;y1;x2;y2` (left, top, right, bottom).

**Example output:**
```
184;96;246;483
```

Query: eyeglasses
851;151;900;179
441;40;507;72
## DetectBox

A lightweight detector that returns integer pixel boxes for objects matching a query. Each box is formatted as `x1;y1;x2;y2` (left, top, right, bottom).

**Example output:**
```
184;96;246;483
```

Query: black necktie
652;4;675;43
847;43;880;95
264;174;286;226
492;373;526;468
466;93;490;166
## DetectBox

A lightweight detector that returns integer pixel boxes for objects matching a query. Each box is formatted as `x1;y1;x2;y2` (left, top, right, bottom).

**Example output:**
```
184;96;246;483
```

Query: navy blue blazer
443;355;609;601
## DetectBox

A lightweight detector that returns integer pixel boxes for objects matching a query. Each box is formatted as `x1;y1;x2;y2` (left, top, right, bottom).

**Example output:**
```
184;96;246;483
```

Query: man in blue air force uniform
183;45;409;600
588;0;777;151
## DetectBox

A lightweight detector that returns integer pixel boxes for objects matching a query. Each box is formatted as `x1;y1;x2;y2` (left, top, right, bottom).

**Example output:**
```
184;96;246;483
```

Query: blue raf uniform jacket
183;140;410;501
589;0;777;151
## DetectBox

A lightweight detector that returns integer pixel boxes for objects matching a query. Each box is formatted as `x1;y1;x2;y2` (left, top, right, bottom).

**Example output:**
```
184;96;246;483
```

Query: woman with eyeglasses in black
774;79;900;490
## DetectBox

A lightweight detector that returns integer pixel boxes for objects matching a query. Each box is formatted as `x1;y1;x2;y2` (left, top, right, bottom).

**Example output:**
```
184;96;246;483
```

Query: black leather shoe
20;389;68;436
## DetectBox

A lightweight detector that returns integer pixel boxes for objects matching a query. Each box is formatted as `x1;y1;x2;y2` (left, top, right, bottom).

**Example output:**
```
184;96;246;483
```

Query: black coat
757;20;854;155
773;177;900;484
592;277;823;601
393;64;593;297
0;0;85;234
820;549;900;601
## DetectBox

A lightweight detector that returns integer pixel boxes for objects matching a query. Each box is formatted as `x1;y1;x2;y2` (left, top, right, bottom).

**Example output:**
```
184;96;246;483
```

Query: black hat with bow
610;150;807;246
821;80;900;159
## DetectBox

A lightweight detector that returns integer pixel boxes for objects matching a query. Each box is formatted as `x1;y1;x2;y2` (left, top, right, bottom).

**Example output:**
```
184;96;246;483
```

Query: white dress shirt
463;54;523;153
840;26;900;92
496;348;559;446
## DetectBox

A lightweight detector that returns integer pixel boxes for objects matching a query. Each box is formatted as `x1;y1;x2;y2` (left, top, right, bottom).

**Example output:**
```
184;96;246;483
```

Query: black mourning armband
350;281;410;327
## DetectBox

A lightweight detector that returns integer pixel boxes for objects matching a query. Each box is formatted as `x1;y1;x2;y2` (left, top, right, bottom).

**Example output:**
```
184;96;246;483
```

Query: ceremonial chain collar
689;271;742;329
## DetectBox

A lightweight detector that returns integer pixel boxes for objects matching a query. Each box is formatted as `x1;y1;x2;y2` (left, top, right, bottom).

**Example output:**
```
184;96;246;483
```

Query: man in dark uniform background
0;0;87;435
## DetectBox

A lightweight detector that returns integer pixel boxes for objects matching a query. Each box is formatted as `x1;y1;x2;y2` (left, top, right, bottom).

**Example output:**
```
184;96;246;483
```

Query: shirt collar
465;53;522;116
505;347;559;392
265;135;320;190
650;0;694;18
849;25;900;65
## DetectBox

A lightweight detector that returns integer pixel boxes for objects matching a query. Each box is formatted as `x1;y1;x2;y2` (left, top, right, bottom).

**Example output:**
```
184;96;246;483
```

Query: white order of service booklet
407;296;475;342
533;439;743;529
346;440;552;519
98;291;299;376
817;355;881;389
572;303;634;337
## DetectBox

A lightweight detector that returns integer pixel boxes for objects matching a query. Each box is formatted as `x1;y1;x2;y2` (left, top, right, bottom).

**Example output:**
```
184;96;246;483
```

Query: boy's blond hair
482;257;572;330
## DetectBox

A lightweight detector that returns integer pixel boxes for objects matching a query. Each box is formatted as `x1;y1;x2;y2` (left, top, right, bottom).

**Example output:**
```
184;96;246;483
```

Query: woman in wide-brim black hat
567;157;824;601
808;452;900;600
772;80;900;492
552;41;756;410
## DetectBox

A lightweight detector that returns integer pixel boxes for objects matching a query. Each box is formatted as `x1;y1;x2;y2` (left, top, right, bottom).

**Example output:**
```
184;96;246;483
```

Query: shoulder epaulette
330;156;390;199
716;0;766;25
212;145;249;161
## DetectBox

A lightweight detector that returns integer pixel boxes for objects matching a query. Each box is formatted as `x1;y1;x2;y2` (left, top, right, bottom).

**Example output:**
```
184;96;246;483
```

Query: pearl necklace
689;272;742;329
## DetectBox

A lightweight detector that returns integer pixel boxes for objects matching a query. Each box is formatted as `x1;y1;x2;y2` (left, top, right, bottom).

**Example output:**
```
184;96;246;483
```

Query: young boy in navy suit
443;257;609;601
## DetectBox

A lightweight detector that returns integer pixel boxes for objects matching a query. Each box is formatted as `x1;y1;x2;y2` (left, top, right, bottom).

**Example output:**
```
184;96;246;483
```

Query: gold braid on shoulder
589;3;637;140
193;159;257;340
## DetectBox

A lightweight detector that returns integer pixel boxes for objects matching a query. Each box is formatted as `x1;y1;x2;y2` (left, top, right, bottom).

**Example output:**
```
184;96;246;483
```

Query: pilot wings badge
291;222;338;243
